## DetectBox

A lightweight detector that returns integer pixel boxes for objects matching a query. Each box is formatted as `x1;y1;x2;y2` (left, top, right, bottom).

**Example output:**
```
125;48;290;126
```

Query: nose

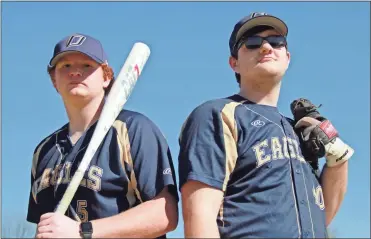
260;41;273;55
68;70;82;78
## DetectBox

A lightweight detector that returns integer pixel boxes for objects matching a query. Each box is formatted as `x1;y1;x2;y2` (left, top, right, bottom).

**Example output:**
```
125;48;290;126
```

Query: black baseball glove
290;98;354;170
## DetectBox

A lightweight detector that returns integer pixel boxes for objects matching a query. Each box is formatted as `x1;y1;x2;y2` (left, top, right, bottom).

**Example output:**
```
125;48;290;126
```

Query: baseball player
178;12;354;238
27;33;178;238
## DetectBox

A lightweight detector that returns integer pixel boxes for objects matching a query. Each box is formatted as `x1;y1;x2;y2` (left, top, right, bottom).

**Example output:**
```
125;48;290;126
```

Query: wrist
80;221;93;239
325;137;354;167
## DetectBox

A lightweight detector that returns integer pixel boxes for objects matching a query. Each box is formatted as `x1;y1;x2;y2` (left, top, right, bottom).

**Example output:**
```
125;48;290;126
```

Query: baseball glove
290;98;325;123
290;98;354;169
290;98;325;170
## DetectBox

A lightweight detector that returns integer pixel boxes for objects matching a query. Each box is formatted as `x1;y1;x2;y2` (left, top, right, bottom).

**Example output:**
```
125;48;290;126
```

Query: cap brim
236;15;288;41
48;50;104;69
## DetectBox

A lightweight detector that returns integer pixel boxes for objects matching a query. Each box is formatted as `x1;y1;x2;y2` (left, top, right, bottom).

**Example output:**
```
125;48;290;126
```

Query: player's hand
294;116;354;167
36;212;81;238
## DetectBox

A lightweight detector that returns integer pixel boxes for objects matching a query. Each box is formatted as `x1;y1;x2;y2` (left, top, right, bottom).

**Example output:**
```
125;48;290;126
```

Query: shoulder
31;124;67;176
114;110;170;151
33;124;67;154
193;96;240;113
116;109;158;129
179;95;245;141
185;95;242;122
114;109;165;141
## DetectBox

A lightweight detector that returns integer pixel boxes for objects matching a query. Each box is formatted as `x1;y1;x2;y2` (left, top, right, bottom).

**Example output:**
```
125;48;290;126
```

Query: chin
67;89;90;98
257;65;285;78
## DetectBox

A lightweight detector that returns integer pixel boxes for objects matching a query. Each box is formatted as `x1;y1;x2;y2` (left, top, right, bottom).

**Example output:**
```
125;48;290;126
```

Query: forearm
91;190;178;238
320;161;348;226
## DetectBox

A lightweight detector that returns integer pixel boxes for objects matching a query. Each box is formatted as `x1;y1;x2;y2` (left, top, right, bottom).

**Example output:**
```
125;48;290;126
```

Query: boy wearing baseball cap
178;12;352;238
27;33;178;239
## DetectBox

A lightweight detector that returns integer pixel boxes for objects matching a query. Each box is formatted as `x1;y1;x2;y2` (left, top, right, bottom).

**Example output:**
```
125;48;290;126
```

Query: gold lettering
253;139;271;168
87;166;103;191
292;139;306;162
282;137;290;158
33;164;104;194
287;137;297;159
271;137;284;160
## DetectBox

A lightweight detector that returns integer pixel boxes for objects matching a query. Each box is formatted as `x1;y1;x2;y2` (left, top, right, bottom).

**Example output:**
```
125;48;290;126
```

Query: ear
49;70;59;93
103;77;112;89
286;50;291;66
229;55;240;74
51;78;57;88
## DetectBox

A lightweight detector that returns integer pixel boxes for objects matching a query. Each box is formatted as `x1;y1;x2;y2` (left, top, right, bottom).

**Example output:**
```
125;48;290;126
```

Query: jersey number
77;200;88;222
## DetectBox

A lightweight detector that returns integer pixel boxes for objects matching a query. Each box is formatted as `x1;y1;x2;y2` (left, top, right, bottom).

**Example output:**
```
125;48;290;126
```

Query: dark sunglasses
240;35;287;50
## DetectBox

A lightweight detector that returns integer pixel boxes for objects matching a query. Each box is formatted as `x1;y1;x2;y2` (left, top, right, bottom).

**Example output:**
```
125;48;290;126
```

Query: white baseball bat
55;42;151;214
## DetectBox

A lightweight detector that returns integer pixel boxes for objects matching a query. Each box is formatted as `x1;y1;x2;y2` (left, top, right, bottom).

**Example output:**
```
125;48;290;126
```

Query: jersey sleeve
26;134;55;224
27;172;41;223
27;143;43;224
178;100;239;192
127;114;178;202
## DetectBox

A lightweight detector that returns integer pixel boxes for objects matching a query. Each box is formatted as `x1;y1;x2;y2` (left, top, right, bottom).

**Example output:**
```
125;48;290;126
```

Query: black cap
229;12;288;56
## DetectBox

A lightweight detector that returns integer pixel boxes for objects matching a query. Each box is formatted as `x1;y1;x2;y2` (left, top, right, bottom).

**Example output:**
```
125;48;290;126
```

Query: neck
239;76;282;107
63;94;105;140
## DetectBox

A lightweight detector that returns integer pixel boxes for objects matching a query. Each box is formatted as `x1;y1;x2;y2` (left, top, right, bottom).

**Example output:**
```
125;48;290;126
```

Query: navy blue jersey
28;109;178;236
178;94;327;238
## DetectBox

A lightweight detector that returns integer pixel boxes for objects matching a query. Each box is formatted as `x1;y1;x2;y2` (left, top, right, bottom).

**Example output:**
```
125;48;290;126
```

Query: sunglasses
239;35;287;50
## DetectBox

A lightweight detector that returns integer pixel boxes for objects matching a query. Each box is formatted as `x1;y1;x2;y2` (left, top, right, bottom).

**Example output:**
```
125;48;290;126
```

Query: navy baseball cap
48;33;108;70
229;12;288;56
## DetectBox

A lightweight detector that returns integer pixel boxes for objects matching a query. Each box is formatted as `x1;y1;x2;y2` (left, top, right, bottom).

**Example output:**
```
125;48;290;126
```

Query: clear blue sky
2;2;370;238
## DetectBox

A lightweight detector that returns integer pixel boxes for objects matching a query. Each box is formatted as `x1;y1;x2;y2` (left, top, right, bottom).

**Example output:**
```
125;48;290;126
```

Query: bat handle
54;203;81;222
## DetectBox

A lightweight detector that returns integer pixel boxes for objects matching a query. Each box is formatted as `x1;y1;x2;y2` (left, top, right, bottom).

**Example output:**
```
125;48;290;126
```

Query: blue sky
2;1;370;238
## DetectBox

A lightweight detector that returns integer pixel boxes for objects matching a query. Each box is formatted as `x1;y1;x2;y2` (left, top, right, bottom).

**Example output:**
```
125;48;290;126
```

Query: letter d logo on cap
66;35;86;47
